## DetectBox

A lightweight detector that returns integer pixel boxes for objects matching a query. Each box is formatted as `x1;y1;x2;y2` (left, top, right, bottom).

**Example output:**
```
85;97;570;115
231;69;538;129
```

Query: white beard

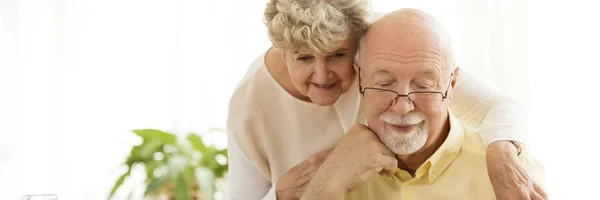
377;111;429;155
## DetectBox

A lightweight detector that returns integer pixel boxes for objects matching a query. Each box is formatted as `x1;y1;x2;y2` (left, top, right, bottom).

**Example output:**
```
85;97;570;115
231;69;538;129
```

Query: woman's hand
487;141;548;200
275;148;333;200
300;124;398;200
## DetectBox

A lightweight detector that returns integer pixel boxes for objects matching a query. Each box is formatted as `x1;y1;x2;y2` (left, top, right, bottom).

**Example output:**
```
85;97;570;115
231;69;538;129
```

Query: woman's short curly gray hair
263;0;371;53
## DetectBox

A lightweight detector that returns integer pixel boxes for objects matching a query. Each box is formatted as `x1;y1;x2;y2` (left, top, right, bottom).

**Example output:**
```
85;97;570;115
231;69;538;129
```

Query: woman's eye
329;53;346;59
297;56;312;61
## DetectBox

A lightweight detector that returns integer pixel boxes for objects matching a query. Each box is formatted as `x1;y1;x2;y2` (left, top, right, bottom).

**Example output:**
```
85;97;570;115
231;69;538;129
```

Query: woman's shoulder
233;52;268;90
228;52;283;128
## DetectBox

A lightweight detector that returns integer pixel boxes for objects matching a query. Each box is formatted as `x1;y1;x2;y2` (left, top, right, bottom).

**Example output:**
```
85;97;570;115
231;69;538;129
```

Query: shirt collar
394;110;465;183
425;110;465;183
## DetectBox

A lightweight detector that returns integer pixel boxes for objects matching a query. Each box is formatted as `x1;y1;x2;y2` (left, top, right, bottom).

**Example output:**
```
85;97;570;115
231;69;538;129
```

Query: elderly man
301;9;545;200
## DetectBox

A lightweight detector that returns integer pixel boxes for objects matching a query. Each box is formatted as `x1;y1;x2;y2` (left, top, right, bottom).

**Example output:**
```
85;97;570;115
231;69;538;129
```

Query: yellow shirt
345;113;545;200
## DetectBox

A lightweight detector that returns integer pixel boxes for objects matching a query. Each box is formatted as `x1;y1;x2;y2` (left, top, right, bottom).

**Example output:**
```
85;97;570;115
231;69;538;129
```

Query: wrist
488;140;519;156
302;179;346;200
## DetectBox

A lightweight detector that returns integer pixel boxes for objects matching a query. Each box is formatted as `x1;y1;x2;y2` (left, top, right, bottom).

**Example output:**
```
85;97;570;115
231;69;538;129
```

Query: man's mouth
388;123;417;133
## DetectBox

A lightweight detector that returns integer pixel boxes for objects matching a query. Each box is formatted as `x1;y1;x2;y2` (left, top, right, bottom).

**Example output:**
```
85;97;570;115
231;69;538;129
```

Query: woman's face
284;38;358;106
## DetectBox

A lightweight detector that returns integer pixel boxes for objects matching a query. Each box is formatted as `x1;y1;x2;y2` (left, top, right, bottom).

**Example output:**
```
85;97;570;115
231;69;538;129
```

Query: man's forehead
358;8;454;72
363;49;444;71
369;64;442;78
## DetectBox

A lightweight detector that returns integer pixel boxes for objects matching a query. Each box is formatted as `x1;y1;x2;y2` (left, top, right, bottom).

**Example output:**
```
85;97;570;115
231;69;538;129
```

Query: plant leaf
218;149;228;158
139;140;165;160
145;160;163;182
187;134;206;152
109;168;131;198
199;147;219;169
144;175;169;196
126;145;143;165
174;174;189;200
133;129;177;144
213;161;229;178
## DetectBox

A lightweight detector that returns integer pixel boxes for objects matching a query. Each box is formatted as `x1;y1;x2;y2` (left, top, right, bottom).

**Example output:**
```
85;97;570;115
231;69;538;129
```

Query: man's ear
451;67;460;88
448;66;460;100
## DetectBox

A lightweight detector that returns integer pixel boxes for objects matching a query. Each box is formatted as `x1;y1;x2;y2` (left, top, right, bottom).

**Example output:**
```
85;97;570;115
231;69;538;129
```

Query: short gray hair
263;0;371;53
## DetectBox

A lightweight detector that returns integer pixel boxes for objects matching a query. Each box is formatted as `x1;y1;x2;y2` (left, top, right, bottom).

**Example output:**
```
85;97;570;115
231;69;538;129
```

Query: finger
374;143;397;172
374;152;399;176
297;170;317;186
313;150;333;167
315;148;334;159
305;149;333;167
293;182;311;199
304;155;328;175
530;192;544;200
294;157;314;173
532;183;548;199
295;153;330;181
295;175;321;199
378;170;397;182
291;155;320;179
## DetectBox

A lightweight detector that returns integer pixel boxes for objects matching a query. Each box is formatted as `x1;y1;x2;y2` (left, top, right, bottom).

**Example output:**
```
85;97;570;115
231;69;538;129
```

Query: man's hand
301;124;398;200
487;141;548;200
275;149;332;200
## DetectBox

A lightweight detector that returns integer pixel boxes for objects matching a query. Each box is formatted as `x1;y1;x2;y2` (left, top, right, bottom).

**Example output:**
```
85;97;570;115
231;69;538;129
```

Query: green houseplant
108;129;228;200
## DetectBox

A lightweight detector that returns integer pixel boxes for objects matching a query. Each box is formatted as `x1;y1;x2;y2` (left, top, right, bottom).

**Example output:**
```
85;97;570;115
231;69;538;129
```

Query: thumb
316;148;334;159
532;182;548;200
376;153;398;178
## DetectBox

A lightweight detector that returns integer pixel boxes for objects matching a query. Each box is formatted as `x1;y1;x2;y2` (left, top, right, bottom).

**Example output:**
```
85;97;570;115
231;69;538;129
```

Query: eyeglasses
358;67;454;110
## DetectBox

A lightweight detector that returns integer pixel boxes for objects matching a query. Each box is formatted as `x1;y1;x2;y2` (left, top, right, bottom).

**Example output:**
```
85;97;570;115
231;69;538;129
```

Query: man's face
359;29;456;156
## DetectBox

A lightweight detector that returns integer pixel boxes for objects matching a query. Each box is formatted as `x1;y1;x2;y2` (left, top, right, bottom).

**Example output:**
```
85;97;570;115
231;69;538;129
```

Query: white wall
1;0;598;199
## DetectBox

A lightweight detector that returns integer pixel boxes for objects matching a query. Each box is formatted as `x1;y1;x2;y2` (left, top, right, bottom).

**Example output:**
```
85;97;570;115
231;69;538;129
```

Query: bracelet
510;140;523;156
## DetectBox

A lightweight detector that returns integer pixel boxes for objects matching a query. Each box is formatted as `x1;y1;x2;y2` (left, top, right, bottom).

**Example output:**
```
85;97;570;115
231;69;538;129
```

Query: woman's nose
312;60;332;83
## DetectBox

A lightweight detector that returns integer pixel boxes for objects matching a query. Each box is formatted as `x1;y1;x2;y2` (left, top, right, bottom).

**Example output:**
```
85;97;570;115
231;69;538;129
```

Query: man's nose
390;96;414;116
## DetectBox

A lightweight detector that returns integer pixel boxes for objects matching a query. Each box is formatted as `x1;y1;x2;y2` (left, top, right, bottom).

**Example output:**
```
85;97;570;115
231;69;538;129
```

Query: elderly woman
227;0;544;200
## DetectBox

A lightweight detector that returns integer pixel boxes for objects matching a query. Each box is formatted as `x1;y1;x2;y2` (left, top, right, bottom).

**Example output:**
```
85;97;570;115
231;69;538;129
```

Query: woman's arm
228;131;277;200
450;69;547;199
450;69;526;146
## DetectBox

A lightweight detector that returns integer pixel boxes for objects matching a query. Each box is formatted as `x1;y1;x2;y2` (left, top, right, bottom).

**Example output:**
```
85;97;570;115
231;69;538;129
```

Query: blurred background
1;0;599;199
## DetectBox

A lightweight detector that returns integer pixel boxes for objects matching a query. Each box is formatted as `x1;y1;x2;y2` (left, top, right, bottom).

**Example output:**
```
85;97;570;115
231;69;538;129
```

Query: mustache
379;111;426;125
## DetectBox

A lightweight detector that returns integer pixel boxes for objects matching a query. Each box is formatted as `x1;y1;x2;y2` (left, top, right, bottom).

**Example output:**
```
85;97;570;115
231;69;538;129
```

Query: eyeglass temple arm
442;73;454;98
358;66;363;93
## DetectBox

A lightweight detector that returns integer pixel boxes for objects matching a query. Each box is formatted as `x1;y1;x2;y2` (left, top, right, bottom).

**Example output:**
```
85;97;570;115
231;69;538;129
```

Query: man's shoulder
455;121;545;173
453;122;488;158
447;112;486;156
454;122;546;189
